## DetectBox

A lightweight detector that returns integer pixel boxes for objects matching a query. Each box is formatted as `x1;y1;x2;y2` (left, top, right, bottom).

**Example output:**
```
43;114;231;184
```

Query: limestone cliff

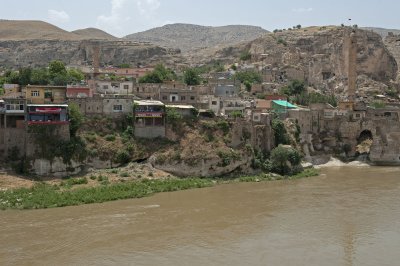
195;26;398;98
0;39;181;68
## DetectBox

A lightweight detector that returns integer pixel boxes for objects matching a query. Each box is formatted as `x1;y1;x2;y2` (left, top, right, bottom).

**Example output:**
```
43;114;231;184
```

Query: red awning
35;107;62;113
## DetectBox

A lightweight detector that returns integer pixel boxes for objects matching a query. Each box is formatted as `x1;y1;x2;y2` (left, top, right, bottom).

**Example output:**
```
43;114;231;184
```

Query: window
211;101;217;105
44;90;52;99
113;105;123;112
190;96;195;100
103;85;109;90
162;96;167;100
31;90;40;97
124;85;129;90
181;96;186;101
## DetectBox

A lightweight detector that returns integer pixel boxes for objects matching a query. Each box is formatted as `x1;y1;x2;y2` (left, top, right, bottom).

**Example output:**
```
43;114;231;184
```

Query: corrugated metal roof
272;100;297;108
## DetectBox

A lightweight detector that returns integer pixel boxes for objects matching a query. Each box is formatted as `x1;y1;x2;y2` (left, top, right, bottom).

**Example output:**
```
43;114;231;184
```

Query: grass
0;168;320;210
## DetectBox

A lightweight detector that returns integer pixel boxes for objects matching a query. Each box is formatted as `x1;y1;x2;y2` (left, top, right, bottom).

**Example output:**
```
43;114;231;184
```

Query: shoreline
0;168;319;210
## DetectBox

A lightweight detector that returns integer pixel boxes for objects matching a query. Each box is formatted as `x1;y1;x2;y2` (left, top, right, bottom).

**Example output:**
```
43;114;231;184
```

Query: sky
1;0;400;37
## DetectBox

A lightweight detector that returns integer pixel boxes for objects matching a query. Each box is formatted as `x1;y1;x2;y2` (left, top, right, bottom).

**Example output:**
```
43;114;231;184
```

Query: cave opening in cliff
356;130;373;156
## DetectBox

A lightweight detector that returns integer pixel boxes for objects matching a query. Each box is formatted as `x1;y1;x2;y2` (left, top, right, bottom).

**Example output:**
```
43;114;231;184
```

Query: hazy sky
2;0;400;37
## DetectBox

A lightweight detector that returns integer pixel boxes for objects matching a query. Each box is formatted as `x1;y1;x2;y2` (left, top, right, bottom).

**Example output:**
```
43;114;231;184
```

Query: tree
30;68;50;85
49;60;67;77
67;68;84;84
138;64;176;83
272;118;289;146
68;103;84;137
270;145;301;175
233;70;262;84
184;68;201;85
5;71;20;84
49;60;68;85
296;24;302;29
18;67;32;85
281;80;305;96
270;145;290;175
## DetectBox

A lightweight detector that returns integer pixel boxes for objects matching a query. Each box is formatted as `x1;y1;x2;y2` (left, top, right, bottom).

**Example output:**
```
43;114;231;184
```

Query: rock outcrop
124;23;268;52
196;26;397;99
0;39;180;68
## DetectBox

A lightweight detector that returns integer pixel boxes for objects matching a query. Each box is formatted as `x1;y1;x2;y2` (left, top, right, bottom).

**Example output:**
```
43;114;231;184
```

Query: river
1;166;400;266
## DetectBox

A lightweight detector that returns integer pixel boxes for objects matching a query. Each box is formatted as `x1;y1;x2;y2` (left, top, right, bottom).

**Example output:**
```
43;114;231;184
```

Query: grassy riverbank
0;168;319;210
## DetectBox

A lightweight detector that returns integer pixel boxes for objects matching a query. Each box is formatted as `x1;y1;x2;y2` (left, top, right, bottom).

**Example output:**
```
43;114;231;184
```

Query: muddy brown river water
1;166;400;266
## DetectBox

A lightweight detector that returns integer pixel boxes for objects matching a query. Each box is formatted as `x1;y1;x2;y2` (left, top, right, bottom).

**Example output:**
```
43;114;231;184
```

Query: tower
346;29;357;101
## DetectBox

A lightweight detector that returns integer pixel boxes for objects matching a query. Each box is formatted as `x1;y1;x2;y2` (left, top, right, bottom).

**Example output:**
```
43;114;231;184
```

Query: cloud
292;7;313;13
47;9;70;23
97;0;162;37
96;0;128;34
137;0;160;18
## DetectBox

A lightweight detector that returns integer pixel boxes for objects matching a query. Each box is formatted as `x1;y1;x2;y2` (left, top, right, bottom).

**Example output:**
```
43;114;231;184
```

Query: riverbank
0;168;319;210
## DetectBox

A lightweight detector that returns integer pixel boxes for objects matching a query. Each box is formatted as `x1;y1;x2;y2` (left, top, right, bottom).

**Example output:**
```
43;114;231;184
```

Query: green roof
272;100;297;109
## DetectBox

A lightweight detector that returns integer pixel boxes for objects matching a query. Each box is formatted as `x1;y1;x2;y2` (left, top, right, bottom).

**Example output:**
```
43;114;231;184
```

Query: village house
26;104;69;125
66;84;93;98
68;94;135;117
25;85;67;104
95;80;135;95
134;100;165;138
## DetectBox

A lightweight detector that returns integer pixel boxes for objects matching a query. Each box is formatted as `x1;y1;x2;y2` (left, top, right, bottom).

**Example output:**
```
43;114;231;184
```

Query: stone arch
357;129;373;143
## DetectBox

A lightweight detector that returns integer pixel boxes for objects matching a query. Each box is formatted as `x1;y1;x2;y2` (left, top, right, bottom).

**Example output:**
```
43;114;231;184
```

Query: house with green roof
271;100;297;113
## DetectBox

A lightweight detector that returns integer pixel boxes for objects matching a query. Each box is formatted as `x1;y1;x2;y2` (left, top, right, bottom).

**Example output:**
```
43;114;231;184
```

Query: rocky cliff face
0;39;181;68
384;34;400;82
124;23;268;52
200;26;397;98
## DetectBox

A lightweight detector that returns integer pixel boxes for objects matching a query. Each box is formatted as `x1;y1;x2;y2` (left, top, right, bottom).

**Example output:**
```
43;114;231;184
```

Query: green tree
272;118;289;146
49;60;67;77
270;145;301;175
67;68;84;84
5;71;20;84
30;68;50;85
281;80;305;96
18;67;32;85
49;60;68;85
68;103;84;137
234;70;262;86
184;68;201;85
138;64;176;83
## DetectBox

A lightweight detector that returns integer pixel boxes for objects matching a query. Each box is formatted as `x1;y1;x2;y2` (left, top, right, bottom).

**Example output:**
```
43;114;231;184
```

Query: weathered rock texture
198;26;397;98
0;20;181;68
384;33;400;82
124;23;268;52
0;39;180;68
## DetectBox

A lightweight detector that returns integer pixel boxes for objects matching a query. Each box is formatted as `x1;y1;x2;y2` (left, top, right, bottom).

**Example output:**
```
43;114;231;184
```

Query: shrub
119;172;129;177
105;134;116;141
115;150;130;164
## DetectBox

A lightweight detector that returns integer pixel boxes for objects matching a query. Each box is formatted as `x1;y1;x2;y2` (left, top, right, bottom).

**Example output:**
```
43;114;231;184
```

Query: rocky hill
383;33;400;82
195;26;397;99
362;27;400;38
0;20;181;68
124;23;268;52
71;28;117;40
0;20;82;41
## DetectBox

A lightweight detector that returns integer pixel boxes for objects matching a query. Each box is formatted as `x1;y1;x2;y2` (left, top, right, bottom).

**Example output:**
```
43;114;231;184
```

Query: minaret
346;29;357;101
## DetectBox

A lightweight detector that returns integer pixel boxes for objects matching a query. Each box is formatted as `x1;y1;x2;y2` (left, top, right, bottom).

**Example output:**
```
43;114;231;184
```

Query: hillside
362;27;400;38
124;23;268;52
0;20;182;68
71;28;118;40
0;19;81;40
197;26;397;99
